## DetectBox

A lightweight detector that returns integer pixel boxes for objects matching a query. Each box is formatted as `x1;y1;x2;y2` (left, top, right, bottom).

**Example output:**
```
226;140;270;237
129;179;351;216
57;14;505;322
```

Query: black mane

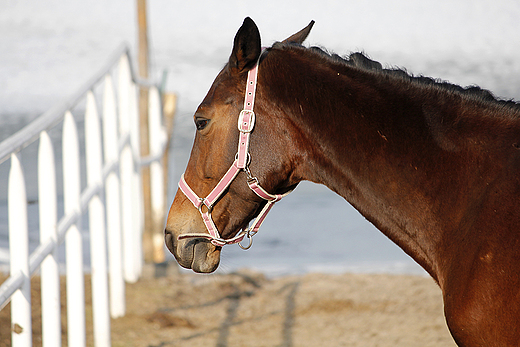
272;42;520;112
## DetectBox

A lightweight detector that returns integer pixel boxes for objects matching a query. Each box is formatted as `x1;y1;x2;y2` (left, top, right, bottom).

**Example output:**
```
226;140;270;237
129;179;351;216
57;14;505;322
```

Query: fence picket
130;82;144;281
85;91;111;347
102;74;125;318
38;131;61;347
118;55;139;283
63;111;87;347
8;152;31;347
148;86;166;263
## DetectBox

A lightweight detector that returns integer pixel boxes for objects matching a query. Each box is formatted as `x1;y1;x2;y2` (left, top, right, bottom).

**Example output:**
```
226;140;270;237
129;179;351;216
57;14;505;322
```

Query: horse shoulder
442;164;520;346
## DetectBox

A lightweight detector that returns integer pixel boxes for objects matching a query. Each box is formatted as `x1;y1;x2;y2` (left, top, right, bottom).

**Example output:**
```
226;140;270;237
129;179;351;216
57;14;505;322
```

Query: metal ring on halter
197;198;212;214
235;152;251;166
238;231;253;250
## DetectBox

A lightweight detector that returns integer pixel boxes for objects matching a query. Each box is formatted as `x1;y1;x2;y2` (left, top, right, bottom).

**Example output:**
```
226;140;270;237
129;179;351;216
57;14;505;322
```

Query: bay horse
165;18;520;346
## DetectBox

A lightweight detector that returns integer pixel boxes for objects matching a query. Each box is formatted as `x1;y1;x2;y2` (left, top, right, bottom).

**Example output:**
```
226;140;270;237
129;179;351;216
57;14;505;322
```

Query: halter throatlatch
177;54;292;249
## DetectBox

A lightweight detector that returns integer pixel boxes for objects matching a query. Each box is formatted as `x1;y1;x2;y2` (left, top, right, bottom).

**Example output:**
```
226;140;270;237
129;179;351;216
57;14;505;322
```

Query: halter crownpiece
177;51;293;249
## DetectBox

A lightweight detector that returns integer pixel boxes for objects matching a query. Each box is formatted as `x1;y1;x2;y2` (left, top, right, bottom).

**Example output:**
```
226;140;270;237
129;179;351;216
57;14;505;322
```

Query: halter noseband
177;53;292;249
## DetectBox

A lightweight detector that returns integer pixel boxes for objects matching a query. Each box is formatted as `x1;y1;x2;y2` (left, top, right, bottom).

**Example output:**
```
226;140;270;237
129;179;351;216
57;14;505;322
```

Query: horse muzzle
165;226;221;273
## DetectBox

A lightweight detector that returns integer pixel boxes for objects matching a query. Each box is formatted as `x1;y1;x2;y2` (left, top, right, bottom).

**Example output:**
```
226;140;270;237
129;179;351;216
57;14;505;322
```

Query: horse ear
282;20;315;44
229;17;261;73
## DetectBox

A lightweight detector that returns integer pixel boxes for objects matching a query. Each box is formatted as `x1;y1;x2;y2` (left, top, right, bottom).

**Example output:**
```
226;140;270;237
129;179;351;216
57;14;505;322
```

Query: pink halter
177;53;293;249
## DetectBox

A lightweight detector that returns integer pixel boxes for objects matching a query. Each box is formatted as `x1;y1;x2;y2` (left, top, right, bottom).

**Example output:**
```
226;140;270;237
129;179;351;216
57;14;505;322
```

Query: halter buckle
238;110;255;133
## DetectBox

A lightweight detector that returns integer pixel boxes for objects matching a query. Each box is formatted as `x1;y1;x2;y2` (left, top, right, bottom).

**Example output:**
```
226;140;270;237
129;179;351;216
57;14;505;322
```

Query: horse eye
195;118;209;131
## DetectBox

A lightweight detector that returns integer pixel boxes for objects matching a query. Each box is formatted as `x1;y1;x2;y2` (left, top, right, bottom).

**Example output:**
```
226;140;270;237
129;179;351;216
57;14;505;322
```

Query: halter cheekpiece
177;52;292;249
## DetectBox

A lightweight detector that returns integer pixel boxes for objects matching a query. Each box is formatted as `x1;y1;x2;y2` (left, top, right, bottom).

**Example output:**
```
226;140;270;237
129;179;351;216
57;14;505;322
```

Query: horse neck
263;49;520;281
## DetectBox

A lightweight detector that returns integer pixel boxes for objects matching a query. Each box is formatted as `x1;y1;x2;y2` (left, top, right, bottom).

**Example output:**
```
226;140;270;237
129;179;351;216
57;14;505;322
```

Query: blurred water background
1;0;520;276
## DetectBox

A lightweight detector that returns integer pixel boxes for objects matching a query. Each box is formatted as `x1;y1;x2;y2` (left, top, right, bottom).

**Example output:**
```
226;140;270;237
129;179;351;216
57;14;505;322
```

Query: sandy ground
1;264;457;347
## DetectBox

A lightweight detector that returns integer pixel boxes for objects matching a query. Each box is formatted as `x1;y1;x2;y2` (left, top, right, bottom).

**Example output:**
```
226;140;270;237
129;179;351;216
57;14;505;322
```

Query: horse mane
270;42;520;114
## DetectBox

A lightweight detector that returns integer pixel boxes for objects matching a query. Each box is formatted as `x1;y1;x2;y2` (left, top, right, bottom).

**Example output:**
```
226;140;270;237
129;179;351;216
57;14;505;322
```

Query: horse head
165;18;314;273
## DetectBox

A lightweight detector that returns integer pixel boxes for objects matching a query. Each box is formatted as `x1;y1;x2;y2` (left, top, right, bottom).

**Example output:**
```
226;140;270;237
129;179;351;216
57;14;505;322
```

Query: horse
165;18;520;346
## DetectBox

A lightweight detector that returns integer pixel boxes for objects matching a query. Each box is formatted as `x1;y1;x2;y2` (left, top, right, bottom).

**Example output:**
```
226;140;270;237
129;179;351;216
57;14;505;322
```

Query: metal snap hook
245;166;257;182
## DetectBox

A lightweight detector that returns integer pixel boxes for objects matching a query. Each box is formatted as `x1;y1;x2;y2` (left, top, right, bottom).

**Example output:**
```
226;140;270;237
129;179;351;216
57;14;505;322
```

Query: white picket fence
0;45;168;347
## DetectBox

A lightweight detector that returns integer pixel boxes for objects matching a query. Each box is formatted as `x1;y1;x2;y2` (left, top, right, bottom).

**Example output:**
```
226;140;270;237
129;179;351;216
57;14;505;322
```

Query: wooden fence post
137;0;154;263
